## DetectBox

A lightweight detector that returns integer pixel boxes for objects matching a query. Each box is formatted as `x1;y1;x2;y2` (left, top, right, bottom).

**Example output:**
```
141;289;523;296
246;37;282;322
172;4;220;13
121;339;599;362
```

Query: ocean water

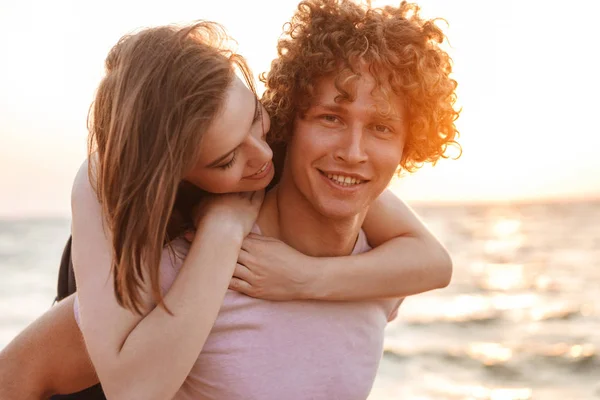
1;201;599;399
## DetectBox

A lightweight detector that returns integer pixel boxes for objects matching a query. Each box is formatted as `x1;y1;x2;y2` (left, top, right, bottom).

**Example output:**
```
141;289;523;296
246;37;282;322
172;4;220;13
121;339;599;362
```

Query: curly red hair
262;0;461;172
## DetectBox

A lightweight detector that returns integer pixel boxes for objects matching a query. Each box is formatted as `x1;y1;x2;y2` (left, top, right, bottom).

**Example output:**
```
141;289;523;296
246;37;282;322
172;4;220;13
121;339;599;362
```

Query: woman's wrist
196;215;246;244
296;257;328;300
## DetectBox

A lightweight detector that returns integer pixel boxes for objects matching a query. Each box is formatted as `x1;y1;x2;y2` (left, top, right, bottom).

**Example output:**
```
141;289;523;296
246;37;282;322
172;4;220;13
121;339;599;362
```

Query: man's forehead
310;72;405;120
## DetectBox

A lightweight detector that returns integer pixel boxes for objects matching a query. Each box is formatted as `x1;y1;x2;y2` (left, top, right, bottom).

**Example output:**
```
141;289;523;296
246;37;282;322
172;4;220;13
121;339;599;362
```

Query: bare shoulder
71;155;99;210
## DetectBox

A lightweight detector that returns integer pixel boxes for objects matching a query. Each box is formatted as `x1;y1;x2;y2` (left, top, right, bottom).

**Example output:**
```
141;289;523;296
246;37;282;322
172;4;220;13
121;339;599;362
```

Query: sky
0;0;599;217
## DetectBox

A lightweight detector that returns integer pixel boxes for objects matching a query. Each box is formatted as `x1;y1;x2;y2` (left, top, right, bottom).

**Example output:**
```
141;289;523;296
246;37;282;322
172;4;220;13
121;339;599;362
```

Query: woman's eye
219;152;237;170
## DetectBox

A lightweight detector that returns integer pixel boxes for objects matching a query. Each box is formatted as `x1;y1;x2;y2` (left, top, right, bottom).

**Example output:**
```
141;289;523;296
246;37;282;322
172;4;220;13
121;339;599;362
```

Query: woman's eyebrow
251;96;260;123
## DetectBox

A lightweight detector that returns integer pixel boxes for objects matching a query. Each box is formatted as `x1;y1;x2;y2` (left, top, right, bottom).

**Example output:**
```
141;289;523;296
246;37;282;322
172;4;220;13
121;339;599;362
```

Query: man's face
286;69;407;219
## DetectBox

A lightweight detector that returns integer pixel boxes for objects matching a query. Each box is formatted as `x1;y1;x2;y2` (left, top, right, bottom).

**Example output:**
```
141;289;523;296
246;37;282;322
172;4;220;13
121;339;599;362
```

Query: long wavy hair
87;22;255;314
262;0;461;173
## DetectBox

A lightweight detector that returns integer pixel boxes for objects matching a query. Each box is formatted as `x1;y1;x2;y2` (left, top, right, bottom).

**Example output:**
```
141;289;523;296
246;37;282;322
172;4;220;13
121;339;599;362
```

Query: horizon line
2;195;599;221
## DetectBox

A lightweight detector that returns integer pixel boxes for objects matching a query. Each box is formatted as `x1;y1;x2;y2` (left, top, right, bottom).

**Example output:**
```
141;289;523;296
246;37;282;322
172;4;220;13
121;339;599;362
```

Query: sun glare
1;0;599;216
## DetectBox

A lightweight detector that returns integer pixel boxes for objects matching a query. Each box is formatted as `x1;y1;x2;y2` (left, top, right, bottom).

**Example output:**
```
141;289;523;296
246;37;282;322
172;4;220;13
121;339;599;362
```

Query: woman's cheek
218;170;245;192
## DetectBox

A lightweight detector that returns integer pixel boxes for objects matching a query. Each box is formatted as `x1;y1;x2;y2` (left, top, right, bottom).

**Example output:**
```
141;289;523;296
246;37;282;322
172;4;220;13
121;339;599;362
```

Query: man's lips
317;169;370;187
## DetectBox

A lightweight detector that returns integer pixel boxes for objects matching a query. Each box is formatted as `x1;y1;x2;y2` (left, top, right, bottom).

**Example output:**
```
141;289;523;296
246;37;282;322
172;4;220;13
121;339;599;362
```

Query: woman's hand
231;233;316;301
192;190;265;239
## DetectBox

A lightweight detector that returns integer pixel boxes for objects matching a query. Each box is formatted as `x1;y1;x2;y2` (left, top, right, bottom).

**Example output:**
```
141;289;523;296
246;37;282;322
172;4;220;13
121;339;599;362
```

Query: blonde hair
88;22;254;313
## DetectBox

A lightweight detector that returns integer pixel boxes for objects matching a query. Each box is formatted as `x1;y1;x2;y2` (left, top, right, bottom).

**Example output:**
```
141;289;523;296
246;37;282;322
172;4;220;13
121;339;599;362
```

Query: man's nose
333;126;368;164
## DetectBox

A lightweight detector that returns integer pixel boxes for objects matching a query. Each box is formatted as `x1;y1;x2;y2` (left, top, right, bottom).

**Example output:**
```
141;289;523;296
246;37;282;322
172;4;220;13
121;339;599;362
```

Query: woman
0;3;456;398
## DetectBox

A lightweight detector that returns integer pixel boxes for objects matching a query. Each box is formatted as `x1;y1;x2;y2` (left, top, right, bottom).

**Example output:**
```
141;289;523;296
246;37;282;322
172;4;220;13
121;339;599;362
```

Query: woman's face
184;77;274;193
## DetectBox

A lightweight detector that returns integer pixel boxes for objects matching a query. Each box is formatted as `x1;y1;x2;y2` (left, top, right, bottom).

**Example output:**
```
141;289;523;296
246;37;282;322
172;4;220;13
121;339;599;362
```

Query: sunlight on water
492;218;521;238
374;202;600;399
484;219;524;263
532;274;561;292
370;373;534;400
474;386;532;400
433;385;533;400
4;202;600;399
522;342;597;364
474;262;529;291
489;293;537;311
529;302;581;321
421;379;533;400
569;344;595;359
580;303;595;317
466;342;513;366
445;295;496;322
396;291;587;325
398;294;499;324
470;213;540;293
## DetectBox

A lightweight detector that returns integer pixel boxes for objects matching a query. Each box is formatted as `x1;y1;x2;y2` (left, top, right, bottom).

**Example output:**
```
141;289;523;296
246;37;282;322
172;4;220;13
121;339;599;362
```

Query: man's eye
373;124;392;133
321;115;340;123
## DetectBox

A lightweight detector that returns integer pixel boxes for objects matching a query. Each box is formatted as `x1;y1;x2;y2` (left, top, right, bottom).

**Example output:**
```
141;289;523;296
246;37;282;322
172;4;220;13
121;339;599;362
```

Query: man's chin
313;199;363;220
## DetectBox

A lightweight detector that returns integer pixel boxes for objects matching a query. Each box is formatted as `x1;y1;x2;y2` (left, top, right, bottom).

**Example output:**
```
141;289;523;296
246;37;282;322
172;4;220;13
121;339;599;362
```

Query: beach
1;200;598;399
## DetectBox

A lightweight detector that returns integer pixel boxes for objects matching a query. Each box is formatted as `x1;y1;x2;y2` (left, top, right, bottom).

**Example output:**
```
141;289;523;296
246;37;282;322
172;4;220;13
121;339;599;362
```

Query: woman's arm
233;189;451;301
0;295;99;399
309;189;451;300
71;160;261;400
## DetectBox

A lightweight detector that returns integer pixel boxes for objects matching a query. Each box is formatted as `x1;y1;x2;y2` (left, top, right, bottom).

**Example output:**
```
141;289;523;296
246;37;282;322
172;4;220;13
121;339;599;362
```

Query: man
1;1;459;398
185;68;410;399
152;1;458;397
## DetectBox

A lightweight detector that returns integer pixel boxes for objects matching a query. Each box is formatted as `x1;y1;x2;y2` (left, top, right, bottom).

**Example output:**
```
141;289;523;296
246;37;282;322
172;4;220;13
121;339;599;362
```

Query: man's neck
258;175;366;257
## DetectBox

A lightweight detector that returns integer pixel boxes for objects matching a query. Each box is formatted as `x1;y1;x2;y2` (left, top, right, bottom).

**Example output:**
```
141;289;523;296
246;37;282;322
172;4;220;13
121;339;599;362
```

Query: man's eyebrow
314;102;403;122
312;102;348;114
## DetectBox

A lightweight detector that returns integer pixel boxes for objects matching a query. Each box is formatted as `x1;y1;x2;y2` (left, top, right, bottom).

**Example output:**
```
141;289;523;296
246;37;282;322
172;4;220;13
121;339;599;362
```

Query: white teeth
325;173;363;187
253;163;267;175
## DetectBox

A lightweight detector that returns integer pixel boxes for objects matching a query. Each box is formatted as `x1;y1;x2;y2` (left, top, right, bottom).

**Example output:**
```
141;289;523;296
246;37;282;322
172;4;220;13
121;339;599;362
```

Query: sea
1;200;599;399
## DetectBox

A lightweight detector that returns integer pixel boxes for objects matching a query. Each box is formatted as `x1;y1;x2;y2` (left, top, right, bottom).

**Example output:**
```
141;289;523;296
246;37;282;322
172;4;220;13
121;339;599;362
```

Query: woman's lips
245;161;272;180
